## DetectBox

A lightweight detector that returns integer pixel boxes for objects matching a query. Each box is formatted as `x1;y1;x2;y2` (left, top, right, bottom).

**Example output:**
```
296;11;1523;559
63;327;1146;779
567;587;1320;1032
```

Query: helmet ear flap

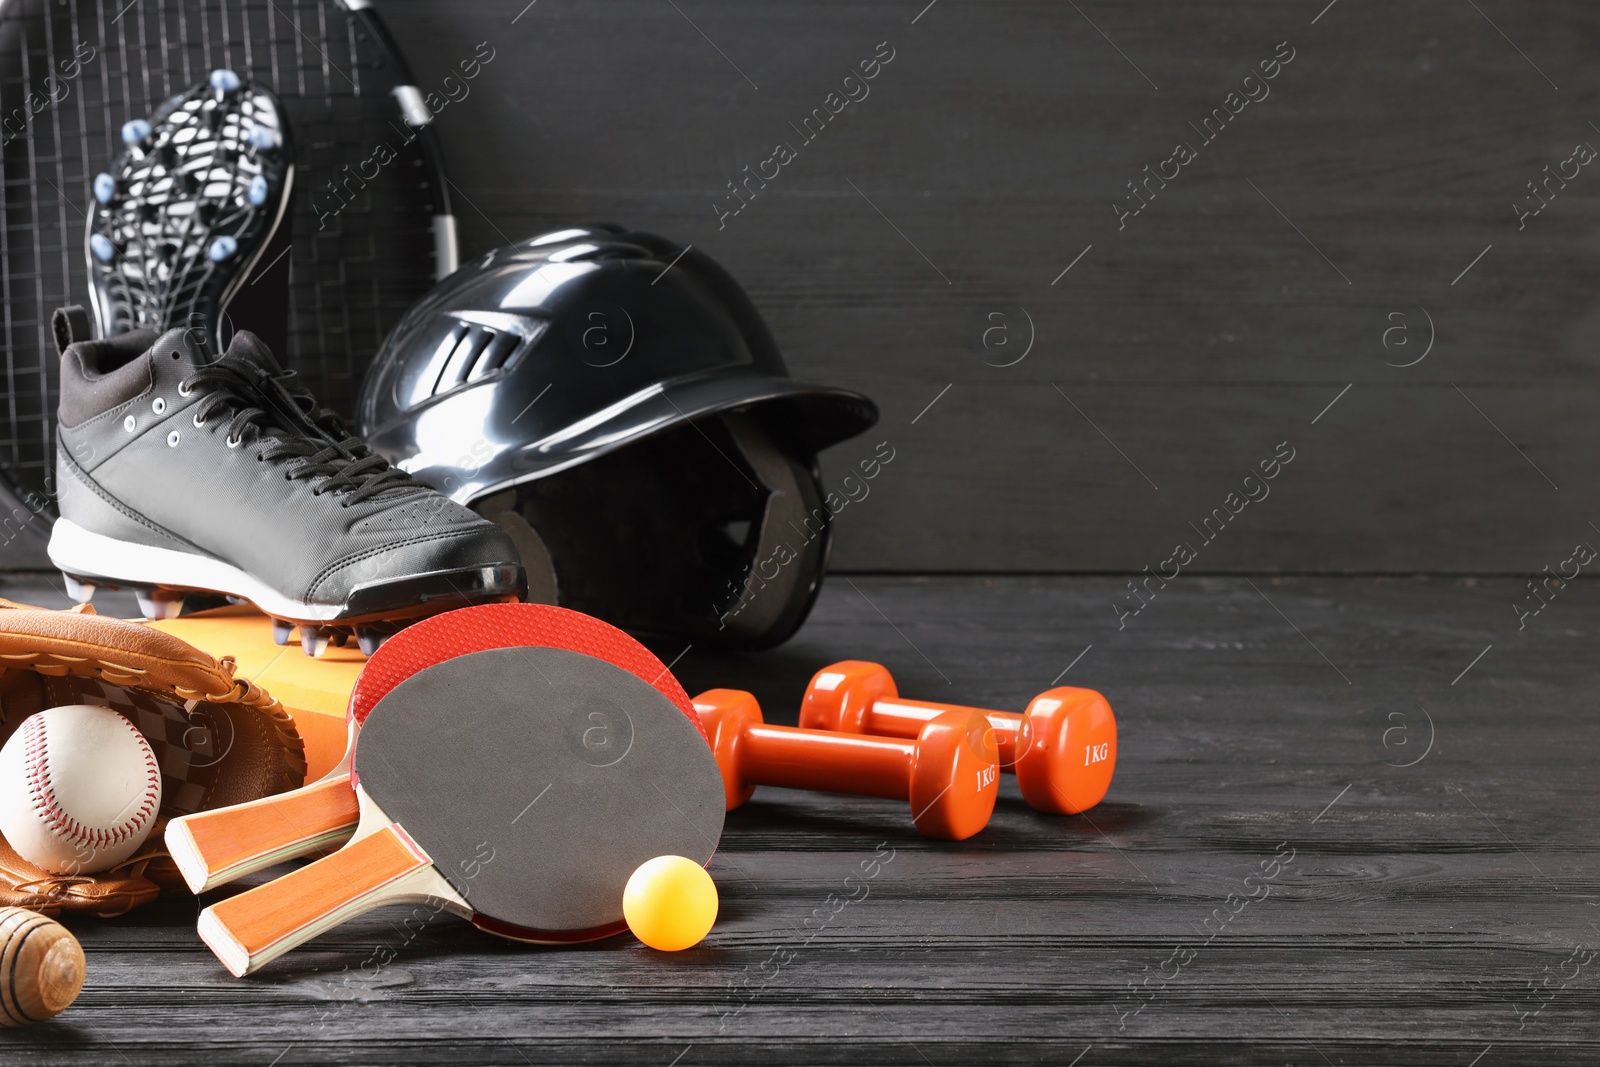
711;413;829;649
463;414;830;650
474;489;560;605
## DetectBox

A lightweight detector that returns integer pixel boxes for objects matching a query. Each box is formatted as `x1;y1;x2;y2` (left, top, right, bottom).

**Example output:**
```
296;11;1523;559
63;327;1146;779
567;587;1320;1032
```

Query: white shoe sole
48;517;348;622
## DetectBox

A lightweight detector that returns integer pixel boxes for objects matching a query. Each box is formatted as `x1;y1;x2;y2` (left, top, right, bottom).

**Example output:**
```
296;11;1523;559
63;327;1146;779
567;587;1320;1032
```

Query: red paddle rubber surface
349;604;708;785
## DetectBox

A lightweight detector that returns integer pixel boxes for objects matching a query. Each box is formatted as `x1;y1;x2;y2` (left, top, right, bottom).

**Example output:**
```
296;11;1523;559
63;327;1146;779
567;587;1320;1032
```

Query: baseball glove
0;598;306;917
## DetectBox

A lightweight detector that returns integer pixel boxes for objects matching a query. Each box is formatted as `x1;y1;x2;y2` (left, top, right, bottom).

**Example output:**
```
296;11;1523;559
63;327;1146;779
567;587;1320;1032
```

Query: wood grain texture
5;0;1596;574
328;0;1600;573
0;908;84;1027
166;777;362;894
199;826;435;979
1;570;1595;1062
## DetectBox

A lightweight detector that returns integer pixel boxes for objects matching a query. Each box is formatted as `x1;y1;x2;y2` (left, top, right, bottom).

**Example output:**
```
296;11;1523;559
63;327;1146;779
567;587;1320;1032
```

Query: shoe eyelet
166;430;180;448
177;382;194;398
122;414;136;433
225;434;242;448
192;413;206;428
152;397;167;415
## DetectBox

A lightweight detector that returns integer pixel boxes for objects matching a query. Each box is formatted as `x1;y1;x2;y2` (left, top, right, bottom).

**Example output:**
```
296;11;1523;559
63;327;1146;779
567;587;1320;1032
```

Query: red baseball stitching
23;710;160;853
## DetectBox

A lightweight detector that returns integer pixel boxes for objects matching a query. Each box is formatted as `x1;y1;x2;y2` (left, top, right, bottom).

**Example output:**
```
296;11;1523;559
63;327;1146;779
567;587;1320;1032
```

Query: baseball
0;705;162;874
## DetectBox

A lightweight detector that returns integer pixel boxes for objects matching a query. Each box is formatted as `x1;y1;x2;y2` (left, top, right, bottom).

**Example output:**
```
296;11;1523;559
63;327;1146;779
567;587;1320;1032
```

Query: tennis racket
0;0;458;544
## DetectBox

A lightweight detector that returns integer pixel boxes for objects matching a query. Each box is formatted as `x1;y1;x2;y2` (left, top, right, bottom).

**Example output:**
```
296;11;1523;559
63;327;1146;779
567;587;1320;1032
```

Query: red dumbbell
691;689;999;841
798;661;1116;815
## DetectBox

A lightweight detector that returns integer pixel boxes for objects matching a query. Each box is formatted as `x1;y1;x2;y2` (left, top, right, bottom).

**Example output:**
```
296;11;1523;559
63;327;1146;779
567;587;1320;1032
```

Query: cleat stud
356;629;387;657
246;174;269;207
208;68;242;93
271;619;294;646
120;119;152;146
246;124;280;151
135;591;186;620
298;626;329;658
90;233;115;263
93;173;117;204
207;235;238;262
61;575;95;604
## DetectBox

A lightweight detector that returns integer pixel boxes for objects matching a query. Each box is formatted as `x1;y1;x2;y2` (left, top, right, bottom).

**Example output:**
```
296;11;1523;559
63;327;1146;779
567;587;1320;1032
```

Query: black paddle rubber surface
354;646;725;934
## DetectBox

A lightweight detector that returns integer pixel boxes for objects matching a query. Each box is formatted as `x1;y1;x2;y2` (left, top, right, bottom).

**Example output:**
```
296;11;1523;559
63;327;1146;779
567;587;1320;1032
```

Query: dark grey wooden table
1;572;1595;1065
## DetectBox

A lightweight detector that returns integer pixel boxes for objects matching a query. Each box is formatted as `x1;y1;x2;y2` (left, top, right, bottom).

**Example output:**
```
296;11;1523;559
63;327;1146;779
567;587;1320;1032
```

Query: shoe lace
181;360;428;506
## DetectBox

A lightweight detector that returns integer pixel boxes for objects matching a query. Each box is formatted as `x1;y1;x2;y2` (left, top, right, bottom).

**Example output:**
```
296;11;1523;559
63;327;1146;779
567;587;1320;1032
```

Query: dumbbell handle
736;724;917;800
863;699;1023;767
801;663;1117;815
693;689;998;839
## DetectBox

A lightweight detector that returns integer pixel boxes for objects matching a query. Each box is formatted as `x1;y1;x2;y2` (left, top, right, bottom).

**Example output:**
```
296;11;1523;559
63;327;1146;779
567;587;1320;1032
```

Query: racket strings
2;0;436;506
2;2;79;492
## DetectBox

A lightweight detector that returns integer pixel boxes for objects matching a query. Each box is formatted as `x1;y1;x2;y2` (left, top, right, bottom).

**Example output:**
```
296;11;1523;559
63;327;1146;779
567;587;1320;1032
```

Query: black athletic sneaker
47;315;525;656
88;69;293;354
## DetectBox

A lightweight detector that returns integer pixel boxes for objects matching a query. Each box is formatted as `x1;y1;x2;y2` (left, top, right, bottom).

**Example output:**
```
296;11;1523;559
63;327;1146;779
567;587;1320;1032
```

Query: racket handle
165;778;361;893
197;826;460;977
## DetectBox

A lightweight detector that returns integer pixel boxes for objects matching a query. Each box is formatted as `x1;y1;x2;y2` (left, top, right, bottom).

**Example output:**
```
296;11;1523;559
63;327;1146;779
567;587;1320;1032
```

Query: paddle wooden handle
166;777;362;893
197;826;457;977
0;908;85;1026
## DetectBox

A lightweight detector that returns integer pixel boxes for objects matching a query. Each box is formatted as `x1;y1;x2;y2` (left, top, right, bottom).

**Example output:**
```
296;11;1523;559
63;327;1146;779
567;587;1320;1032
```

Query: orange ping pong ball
623;855;718;951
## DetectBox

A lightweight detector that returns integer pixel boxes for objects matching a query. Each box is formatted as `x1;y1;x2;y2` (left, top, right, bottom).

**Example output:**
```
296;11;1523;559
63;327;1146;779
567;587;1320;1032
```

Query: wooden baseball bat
0;907;85;1026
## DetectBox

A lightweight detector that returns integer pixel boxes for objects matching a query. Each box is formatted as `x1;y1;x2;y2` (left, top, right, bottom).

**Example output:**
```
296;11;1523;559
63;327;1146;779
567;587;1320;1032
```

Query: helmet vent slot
422;323;530;402
473;330;524;379
422;321;472;402
444;325;495;388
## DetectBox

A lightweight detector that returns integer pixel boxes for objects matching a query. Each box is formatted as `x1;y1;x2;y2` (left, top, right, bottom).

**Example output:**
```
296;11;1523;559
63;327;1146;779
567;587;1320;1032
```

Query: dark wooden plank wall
364;0;1600;573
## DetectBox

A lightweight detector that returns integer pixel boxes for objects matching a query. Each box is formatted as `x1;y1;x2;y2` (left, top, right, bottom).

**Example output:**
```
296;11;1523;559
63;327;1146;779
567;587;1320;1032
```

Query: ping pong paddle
197;641;726;976
166;603;700;892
